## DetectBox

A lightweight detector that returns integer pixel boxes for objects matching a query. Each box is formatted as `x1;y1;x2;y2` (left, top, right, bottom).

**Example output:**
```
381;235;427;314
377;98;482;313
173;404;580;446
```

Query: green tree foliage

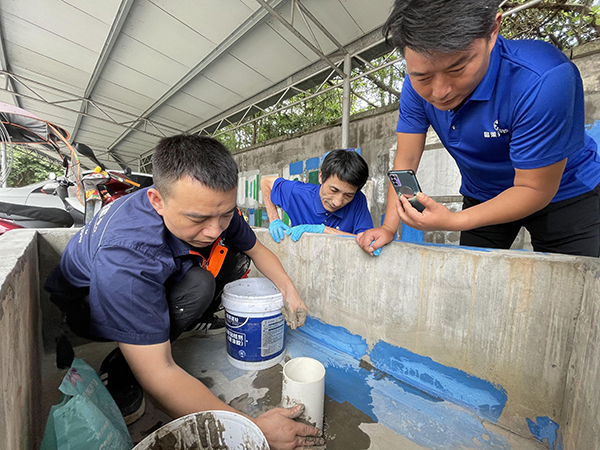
501;0;600;49
7;147;62;187
216;0;599;153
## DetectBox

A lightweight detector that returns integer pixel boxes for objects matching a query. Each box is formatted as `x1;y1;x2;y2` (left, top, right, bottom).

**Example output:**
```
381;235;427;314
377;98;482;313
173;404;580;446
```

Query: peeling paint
526;416;562;450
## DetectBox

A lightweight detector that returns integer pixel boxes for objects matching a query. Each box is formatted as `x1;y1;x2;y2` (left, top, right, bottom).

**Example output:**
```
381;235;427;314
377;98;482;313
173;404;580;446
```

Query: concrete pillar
341;53;351;149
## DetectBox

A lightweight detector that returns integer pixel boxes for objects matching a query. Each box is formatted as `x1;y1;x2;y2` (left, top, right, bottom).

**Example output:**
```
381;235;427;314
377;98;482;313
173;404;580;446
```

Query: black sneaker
181;315;226;337
99;348;145;425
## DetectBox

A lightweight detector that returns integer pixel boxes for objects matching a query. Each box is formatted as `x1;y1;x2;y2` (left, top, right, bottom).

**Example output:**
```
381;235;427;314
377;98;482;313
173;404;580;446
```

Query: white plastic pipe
281;357;326;429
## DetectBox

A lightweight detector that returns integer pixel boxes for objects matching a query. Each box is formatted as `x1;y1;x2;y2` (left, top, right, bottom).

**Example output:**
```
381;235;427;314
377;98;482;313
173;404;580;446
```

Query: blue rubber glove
289;224;325;242
371;240;383;256
268;219;291;243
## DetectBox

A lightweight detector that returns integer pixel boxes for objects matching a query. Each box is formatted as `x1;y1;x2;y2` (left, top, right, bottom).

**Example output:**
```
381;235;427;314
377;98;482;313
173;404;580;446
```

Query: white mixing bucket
132;410;269;450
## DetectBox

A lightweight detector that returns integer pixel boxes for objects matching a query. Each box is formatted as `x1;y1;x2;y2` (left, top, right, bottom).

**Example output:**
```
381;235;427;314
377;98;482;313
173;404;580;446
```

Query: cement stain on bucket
222;278;286;370
133;411;268;450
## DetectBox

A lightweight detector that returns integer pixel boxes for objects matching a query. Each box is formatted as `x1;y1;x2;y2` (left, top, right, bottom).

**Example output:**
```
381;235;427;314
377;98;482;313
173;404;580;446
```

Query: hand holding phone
387;170;426;212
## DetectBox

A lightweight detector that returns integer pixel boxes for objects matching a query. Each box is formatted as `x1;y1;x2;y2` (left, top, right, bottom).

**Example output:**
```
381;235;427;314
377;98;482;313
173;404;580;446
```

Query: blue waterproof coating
225;311;285;362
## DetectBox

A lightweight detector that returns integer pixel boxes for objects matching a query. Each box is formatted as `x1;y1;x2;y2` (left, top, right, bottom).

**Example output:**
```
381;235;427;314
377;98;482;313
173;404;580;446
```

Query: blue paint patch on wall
369;341;507;423
286;326;376;420
286;326;512;449
585;120;600;144
296;317;368;360
527;416;562;450
289;160;304;175
305;157;320;171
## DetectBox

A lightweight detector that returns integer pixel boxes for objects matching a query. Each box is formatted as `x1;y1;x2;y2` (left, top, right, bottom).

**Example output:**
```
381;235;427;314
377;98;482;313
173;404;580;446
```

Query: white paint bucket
222;278;286;370
132;410;269;450
281;357;326;429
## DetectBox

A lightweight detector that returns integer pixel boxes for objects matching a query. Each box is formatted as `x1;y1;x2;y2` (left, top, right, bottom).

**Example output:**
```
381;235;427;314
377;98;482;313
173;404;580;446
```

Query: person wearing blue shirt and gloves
358;0;600;257
261;149;374;243
44;135;323;450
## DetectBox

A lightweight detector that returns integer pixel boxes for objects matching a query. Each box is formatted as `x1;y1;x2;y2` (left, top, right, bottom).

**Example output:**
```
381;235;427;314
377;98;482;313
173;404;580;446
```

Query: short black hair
151;134;238;197
320;149;369;190
383;0;501;56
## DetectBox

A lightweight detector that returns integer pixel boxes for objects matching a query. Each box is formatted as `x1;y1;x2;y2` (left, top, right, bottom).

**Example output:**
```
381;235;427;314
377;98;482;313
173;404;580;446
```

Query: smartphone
387;170;425;212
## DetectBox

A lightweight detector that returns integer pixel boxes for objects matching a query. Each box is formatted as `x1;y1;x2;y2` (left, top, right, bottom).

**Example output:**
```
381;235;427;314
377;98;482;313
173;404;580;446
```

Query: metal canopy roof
0;0;395;170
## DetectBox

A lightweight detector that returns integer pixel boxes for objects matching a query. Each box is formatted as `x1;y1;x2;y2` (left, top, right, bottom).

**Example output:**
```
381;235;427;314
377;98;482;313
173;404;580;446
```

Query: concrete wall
0;230;43;450
1;228;600;448
252;229;600;448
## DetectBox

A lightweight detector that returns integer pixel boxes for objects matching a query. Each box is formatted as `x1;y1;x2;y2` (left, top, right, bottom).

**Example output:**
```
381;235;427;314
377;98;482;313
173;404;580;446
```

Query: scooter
0;155;84;232
0;101;83;236
75;143;152;224
0;146;152;236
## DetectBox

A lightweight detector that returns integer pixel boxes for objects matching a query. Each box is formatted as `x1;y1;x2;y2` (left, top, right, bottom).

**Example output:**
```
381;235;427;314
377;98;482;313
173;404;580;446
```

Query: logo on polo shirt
484;120;509;138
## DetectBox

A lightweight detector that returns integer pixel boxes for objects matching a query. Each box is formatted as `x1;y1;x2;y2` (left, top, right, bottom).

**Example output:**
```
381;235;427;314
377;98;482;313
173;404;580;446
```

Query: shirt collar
165;229;194;258
469;35;502;102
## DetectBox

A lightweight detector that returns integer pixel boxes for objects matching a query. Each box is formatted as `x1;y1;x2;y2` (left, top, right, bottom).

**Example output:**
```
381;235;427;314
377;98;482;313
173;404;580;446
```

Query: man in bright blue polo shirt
261;149;373;243
45;135;323;450
358;0;600;257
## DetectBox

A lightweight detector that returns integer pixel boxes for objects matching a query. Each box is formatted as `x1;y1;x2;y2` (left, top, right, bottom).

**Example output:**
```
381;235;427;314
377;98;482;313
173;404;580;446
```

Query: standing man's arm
120;341;323;450
396;160;566;232
261;176;291;243
357;132;426;255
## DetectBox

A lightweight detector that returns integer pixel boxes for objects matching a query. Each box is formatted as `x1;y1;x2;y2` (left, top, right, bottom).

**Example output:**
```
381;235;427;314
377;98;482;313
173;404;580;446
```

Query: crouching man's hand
281;289;308;330
254;404;324;450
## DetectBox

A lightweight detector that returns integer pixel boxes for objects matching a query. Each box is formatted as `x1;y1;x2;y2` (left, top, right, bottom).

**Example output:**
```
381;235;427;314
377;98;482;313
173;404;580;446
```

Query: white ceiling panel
97;60;170;102
61;0;125;25
105;34;189;87
337;0;394;33
120;0;214;69
228;23;311;83
200;53;271;99
181;75;243;111
0;0;394;168
150;0;255;45
0;0;112;54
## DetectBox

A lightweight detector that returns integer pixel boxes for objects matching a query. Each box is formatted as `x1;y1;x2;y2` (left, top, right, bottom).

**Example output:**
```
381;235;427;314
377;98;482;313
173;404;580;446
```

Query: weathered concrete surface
0;229;43;450
560;263;600;450
252;229;600;445
37;229;79;351
1;224;599;448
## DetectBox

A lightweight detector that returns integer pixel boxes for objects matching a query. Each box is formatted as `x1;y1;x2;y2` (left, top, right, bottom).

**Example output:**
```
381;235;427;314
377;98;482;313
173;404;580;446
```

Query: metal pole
341;53;351;149
1;143;7;188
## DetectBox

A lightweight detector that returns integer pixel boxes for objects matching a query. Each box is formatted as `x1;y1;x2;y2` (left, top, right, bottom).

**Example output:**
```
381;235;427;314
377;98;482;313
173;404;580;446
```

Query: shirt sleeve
352;193;374;234
270;178;293;210
510;63;584;169
89;245;172;345
396;75;431;134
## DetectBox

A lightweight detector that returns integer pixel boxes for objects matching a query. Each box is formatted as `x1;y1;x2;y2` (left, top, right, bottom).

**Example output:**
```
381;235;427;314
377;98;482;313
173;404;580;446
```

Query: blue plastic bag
40;358;133;450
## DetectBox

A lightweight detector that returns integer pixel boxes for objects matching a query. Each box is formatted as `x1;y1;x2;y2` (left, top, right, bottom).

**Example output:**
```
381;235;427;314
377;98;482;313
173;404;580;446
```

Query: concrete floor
41;326;549;450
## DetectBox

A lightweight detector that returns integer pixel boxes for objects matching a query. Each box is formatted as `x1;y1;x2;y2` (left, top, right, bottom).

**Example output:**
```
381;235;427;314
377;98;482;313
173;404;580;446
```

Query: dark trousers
45;249;251;344
460;183;600;257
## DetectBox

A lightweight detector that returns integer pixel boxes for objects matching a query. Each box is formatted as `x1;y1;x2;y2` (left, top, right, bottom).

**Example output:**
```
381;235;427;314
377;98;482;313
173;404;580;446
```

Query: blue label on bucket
225;312;285;362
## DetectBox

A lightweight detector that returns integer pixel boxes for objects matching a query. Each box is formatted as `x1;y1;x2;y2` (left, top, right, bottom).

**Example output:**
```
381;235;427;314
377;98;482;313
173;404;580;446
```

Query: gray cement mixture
141;412;268;450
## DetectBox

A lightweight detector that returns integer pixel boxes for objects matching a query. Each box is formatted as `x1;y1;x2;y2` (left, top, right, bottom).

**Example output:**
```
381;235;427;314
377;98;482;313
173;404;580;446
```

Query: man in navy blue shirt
358;0;600;257
45;135;323;450
261;149;373;243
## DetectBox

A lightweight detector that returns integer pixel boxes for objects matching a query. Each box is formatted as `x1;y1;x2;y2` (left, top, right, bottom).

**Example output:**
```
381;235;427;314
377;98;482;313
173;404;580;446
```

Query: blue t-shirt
397;35;600;203
60;187;256;345
270;178;373;234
